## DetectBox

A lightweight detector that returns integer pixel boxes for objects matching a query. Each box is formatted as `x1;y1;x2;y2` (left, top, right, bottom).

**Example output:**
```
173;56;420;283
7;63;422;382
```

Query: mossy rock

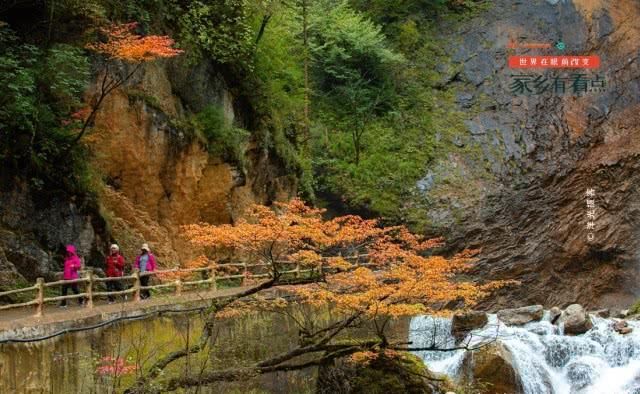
461;342;523;394
316;351;448;394
628;299;640;316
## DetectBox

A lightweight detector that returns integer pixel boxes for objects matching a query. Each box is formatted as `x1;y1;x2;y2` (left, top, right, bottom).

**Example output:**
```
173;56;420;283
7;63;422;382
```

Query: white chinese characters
585;188;596;242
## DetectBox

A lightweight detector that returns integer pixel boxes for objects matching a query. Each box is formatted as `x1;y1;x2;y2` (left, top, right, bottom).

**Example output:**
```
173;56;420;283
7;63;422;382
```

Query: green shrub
0;24;91;193
175;105;249;166
310;1;403;95
629;300;640;316
127;89;163;112
42;44;91;113
178;0;255;68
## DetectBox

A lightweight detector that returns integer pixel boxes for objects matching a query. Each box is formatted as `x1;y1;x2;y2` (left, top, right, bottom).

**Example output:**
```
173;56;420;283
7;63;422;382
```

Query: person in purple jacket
60;244;83;307
135;243;157;299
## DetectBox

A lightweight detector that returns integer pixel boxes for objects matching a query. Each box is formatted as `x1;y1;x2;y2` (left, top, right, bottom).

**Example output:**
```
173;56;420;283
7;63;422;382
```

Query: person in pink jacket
135;243;156;299
60;244;83;307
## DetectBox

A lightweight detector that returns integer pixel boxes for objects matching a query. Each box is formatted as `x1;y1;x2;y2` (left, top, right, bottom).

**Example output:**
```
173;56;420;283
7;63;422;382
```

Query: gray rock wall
422;0;640;309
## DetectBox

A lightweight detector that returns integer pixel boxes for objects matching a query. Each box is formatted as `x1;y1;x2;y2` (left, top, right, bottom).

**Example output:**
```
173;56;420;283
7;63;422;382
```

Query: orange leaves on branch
289;250;322;267
66;22;183;147
71;107;91;121
183;200;332;264
349;349;401;365
186;254;212;269
87;22;183;62
348;351;379;365
182;199;512;319
61;107;91;127
216;295;289;320
325;256;350;270
157;255;214;281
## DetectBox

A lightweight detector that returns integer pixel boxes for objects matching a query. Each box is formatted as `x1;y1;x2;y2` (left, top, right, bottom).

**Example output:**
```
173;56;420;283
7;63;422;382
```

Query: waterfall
409;314;640;393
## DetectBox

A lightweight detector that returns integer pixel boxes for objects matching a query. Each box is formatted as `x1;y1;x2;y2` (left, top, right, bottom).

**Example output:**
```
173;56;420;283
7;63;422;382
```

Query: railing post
86;271;94;309
210;266;217;292
35;277;44;317
242;262;248;286
133;269;141;302
175;278;183;296
295;262;301;279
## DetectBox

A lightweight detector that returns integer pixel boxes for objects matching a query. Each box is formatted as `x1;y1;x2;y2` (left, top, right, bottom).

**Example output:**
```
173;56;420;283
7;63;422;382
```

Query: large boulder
452;311;488;342
557;304;593;335
461;342;523;394
497;305;544;326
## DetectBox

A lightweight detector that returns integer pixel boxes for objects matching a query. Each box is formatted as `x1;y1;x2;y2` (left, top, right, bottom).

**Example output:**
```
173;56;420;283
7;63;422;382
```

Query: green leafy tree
0;26;39;135
309;1;403;164
179;0;255;68
42;45;91;114
0;25;90;188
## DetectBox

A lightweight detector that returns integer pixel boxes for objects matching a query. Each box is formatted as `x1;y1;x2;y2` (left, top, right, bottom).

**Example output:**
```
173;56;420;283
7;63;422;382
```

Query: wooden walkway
0;261;311;341
0;285;253;341
0;256;372;341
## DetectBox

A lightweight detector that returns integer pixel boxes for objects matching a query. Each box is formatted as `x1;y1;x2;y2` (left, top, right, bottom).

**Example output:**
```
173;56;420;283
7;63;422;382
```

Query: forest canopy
0;0;484;223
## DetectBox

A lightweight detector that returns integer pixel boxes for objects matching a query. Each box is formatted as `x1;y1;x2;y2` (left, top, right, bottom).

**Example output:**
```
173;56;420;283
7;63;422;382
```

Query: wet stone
497;305;544;326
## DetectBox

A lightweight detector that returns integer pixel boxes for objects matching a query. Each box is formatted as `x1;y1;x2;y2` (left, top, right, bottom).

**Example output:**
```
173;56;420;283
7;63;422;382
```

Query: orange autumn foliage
183;199;511;319
66;22;182;145
87;22;183;62
348;349;401;365
156;255;213;281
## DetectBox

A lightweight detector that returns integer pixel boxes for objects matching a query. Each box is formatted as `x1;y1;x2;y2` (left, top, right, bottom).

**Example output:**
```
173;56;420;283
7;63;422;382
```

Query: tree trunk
255;14;272;45
302;0;310;151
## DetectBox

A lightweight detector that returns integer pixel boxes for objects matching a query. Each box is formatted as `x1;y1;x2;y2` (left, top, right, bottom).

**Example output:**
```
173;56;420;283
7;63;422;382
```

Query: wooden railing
0;261;319;318
0;253;375;318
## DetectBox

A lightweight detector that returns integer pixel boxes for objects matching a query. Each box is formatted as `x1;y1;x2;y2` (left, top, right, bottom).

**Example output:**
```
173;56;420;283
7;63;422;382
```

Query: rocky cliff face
88;59;296;265
420;0;640;309
1;0;637;311
0;183;107;285
0;58;296;285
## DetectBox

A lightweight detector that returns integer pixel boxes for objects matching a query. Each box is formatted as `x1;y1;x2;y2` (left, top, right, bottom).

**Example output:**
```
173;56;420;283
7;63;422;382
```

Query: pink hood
63;244;82;280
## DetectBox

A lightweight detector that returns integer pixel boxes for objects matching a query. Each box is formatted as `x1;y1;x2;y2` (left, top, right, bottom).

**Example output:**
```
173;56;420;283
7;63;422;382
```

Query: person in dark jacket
60;244;83;307
105;244;125;303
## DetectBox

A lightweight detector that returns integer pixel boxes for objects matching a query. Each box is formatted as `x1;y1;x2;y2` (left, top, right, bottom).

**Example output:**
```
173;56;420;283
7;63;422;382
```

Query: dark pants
60;284;82;306
106;279;124;302
140;275;151;299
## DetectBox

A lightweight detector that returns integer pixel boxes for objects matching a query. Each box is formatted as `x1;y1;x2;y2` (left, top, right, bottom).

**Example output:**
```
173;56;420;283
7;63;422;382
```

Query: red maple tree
125;200;511;392
68;22;182;145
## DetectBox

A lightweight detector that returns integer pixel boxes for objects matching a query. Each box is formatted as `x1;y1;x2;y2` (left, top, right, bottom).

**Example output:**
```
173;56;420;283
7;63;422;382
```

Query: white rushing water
409;313;640;394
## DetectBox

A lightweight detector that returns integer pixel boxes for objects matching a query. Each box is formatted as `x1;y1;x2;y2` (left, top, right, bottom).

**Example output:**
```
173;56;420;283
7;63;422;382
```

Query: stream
5;305;640;393
410;313;640;394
